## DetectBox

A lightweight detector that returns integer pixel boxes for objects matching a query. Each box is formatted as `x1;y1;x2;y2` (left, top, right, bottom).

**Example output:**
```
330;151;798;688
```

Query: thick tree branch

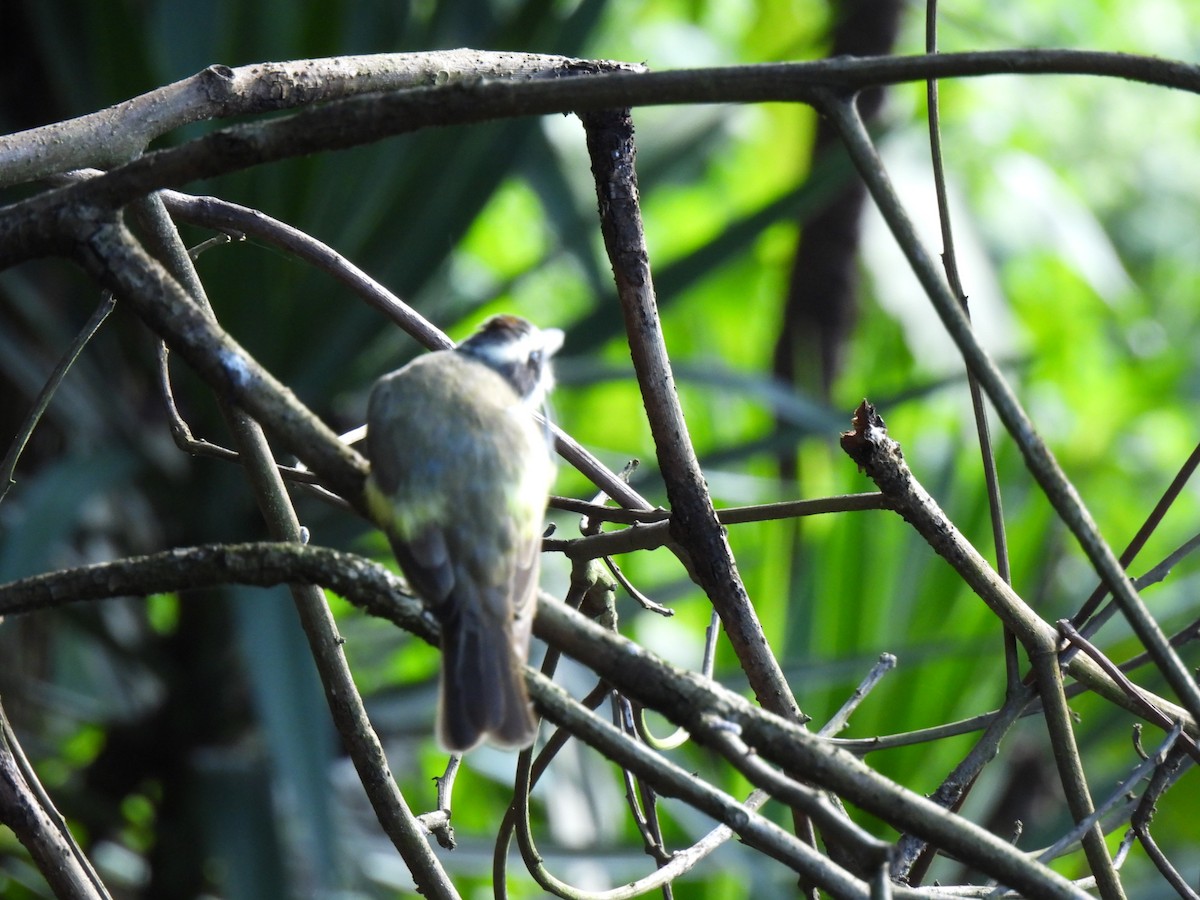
4;51;1199;268
0;543;432;635
0;50;641;189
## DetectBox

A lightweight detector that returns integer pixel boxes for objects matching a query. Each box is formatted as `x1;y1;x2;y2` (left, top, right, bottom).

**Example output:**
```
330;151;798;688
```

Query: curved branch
4;50;1199;268
0;702;110;900
0;293;115;504
159;188;651;513
0;544;1099;897
73;218;369;506
0;542;434;638
0;50;643;189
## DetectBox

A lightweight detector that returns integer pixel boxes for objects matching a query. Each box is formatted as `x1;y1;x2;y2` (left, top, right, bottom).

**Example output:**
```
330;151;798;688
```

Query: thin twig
546;492;891;560
1107;617;1200;682
495;684;607;896
1057;621;1200;763
614;697;675;868
416;754;461;850
924;0;1011;589
1072;440;1200;630
1134;532;1200;592
1130;745;1198;899
1079;531;1200;642
1034;722;1181;866
819;654;897;738
1135;827;1200;900
892;683;1035;882
603;556;673;616
924;0;1018;701
154;337;327;486
0;293;116;504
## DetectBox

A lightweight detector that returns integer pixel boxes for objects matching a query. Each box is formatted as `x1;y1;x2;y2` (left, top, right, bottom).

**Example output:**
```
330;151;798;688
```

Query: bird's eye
529;349;544;368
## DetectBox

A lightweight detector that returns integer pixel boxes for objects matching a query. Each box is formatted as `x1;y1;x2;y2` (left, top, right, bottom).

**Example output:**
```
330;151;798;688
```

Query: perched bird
364;315;563;751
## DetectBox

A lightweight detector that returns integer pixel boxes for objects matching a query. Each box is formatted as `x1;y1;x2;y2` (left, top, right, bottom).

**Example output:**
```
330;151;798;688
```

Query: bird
364;315;563;751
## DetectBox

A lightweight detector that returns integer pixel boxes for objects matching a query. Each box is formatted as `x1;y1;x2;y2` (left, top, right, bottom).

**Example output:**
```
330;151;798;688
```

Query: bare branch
6;51;1200;268
580;105;803;724
74;217;369;506
0;702;111;900
0;544;1094;896
1027;643;1124;899
837;400;1195;732
826;83;1200;725
0;293;115;504
0;51;642;189
1057;622;1200;763
547;493;890;560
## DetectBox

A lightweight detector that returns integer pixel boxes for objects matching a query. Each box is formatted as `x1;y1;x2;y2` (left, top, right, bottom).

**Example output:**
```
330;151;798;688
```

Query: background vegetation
1;0;1199;897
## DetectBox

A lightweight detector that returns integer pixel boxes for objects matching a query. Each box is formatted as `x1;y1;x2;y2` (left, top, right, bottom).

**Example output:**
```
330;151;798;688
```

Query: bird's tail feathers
437;608;537;752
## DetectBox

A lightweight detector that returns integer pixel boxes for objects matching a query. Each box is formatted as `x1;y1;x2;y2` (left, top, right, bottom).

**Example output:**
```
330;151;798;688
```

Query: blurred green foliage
2;0;1200;897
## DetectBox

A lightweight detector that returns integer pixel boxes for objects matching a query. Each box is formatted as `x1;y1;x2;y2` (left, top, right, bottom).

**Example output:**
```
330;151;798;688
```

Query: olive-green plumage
365;320;557;751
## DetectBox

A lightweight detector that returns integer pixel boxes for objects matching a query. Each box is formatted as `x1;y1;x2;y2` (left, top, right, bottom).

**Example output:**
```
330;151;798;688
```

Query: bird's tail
437;609;537;752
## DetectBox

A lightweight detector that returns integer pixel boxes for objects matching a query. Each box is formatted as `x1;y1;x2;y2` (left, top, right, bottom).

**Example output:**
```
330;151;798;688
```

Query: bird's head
456;315;564;409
